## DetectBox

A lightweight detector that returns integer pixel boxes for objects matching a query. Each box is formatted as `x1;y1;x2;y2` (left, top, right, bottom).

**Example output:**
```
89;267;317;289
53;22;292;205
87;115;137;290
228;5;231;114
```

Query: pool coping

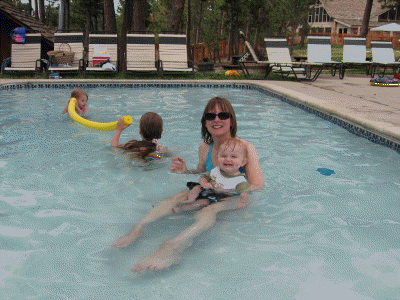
1;78;399;153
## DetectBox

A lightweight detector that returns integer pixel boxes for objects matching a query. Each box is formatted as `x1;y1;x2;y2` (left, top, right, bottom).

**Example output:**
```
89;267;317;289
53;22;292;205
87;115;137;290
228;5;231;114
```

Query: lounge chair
86;33;118;73
370;40;400;77
238;30;268;76
158;33;194;75
307;36;341;78
126;33;158;73
4;33;42;73
264;37;308;80
48;32;84;74
339;37;371;79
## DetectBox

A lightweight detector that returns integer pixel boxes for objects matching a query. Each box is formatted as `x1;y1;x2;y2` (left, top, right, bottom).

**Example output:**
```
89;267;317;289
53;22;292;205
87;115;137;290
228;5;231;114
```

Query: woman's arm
242;140;264;190
170;142;209;174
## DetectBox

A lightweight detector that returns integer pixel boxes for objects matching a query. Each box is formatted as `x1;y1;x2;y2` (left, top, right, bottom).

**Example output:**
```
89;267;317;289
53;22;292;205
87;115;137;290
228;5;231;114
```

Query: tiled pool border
1;80;400;153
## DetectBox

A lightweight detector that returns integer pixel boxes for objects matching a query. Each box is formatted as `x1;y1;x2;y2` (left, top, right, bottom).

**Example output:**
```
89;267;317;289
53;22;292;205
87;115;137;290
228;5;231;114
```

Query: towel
10;27;26;43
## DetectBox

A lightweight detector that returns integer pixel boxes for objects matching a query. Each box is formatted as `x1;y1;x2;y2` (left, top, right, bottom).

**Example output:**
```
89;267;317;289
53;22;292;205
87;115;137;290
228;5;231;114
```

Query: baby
62;89;88;114
175;138;250;212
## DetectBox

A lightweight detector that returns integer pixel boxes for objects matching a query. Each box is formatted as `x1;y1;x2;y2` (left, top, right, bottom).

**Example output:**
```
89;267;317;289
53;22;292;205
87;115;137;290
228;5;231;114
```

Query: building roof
321;0;391;26
0;0;54;43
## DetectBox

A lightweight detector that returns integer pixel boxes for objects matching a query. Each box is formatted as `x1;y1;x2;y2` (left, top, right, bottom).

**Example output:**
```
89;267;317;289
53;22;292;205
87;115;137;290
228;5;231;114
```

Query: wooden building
0;0;54;66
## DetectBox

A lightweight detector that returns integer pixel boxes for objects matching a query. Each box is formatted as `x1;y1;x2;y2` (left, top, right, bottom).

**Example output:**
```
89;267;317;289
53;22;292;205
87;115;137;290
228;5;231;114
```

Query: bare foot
132;242;183;273
112;230;143;248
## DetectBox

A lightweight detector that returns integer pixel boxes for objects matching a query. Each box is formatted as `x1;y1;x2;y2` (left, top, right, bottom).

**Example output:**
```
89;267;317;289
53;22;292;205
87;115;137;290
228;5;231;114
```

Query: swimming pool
1;82;400;299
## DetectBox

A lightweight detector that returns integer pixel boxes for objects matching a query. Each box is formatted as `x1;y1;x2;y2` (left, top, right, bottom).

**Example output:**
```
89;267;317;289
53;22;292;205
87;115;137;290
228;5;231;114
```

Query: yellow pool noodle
68;98;132;131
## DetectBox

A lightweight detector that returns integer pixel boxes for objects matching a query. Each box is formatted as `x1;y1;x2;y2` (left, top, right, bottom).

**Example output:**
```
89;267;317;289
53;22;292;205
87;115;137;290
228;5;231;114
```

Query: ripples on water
0;87;399;299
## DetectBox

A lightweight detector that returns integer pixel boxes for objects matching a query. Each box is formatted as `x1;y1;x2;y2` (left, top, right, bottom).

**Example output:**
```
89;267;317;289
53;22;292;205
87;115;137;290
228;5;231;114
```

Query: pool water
1;86;400;299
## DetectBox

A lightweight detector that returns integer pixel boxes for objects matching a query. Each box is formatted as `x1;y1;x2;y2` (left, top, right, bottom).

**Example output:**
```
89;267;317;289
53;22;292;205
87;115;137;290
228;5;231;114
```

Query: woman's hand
170;157;188;173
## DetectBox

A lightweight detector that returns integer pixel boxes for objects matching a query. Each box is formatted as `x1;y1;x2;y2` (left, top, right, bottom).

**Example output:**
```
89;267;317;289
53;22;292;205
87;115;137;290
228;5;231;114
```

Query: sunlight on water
0;86;399;299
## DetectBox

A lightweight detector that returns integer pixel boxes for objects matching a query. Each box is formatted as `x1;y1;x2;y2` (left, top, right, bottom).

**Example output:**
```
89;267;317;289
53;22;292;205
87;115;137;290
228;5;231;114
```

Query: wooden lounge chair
48;32;84;74
86;33;118;73
238;30;268;76
264;37;308;80
4;33;42;73
370;40;400;77
126;33;158;74
339;37;371;79
158;33;194;75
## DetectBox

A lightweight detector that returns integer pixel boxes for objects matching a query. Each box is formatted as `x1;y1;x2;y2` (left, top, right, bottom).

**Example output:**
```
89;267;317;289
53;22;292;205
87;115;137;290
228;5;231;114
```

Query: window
378;6;400;21
308;6;331;23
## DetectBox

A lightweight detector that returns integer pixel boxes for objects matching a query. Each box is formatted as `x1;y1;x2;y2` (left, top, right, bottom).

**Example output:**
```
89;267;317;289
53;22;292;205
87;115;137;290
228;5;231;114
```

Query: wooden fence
192;32;400;65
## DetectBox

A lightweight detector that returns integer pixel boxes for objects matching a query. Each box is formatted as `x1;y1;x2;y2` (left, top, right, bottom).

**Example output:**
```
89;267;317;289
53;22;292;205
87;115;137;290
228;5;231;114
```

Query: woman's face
205;105;232;138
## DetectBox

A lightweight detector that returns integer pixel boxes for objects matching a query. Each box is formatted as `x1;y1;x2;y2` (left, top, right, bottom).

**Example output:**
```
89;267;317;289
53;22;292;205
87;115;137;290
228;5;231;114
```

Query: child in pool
111;112;165;159
62;89;88;114
174;138;250;212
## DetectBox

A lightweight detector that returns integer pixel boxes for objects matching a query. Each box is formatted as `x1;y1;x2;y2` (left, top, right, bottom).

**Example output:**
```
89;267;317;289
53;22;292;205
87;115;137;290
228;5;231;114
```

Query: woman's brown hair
121;112;163;158
201;97;237;144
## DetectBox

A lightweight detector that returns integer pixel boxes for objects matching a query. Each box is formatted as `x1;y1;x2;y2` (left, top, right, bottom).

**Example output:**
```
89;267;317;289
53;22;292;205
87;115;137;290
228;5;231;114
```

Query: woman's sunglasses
204;112;231;121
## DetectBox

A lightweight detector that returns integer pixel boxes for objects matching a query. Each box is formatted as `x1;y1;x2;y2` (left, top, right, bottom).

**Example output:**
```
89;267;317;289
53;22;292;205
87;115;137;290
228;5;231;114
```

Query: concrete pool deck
1;74;399;145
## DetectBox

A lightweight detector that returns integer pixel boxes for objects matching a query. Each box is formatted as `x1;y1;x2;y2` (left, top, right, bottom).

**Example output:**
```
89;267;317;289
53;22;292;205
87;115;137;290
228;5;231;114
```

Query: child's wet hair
71;88;88;100
121;112;163;159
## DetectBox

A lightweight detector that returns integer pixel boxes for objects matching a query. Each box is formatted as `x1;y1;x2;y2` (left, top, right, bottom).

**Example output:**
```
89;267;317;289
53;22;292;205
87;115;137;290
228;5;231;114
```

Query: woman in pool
112;97;265;274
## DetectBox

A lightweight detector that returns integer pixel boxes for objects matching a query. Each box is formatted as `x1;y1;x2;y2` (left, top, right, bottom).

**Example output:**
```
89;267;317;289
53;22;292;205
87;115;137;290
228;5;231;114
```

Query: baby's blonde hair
71;89;88;100
219;138;247;157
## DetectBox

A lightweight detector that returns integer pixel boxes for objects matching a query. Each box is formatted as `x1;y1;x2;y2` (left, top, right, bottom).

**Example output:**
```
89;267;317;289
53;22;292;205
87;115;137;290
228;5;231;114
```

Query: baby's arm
236;192;249;208
62;98;82;114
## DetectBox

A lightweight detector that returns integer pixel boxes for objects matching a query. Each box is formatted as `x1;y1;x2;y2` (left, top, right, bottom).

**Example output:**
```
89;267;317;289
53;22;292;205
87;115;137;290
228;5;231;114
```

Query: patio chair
126;33;158;74
339;37;371;79
85;33;118;73
4;33;42;73
158;33;194;75
307;36;341;78
238;30;268;76
48;32;85;74
370;40;400;77
264;37;308;80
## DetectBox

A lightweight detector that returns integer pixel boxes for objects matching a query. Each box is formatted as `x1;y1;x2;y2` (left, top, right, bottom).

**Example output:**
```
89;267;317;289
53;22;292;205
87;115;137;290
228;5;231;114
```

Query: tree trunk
34;0;38;19
133;0;147;32
38;0;45;23
186;0;192;61
167;0;185;33
360;0;374;37
194;0;204;44
104;0;117;33
64;0;69;30
119;0;134;72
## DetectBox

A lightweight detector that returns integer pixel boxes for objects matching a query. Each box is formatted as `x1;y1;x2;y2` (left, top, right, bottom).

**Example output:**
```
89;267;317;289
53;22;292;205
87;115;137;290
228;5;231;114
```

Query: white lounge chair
85;33;118;73
158;33;194;75
370;40;400;77
126;33;158;74
307;36;341;78
4;33;42;73
48;32;84;74
339;37;372;79
264;37;307;80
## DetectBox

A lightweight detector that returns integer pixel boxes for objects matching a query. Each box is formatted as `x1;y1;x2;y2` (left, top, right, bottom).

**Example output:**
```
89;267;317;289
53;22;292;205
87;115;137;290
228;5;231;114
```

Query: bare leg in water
132;195;241;274
112;190;189;248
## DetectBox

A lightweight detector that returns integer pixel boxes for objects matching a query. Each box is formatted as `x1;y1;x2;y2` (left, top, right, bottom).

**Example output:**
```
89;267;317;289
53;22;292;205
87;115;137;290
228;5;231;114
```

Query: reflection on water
0;87;399;299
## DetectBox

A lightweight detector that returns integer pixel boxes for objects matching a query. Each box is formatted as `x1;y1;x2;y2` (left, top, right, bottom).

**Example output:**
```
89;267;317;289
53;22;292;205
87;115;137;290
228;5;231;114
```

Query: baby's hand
201;182;213;189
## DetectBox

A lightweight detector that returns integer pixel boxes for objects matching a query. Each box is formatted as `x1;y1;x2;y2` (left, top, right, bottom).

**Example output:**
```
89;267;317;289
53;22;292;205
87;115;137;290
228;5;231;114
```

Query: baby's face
76;95;88;110
217;145;247;175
